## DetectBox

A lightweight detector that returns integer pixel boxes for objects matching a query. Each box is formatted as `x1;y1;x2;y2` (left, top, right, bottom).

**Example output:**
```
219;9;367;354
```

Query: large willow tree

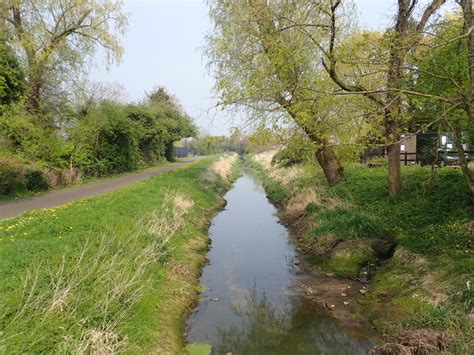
206;0;346;184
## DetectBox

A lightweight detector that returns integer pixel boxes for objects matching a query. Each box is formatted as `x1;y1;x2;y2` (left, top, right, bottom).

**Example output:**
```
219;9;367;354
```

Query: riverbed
186;170;374;354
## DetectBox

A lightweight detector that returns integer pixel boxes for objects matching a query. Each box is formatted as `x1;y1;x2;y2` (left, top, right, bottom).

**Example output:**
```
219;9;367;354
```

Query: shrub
0;155;26;194
25;170;49;191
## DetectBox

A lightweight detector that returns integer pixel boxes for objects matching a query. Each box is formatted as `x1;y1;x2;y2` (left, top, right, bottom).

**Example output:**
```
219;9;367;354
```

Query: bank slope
246;151;473;354
0;154;238;353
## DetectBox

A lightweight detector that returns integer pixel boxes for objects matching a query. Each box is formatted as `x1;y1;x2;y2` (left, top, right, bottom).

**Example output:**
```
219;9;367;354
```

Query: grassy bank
0;159;175;203
0;154;238;353
245;151;473;353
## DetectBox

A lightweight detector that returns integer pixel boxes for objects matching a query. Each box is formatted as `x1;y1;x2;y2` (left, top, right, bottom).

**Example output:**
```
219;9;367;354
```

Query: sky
90;0;403;135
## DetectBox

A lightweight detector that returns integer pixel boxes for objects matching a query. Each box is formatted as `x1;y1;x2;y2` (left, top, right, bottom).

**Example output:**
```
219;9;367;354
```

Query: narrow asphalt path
0;157;202;220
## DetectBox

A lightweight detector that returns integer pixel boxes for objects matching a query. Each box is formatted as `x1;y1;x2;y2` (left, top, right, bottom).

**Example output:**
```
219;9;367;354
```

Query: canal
186;170;374;354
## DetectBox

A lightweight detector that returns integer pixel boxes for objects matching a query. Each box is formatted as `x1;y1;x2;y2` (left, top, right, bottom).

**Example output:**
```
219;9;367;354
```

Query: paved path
0;157;202;220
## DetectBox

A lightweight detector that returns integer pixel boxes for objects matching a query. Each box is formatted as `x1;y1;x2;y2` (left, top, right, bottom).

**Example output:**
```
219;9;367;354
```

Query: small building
173;139;197;158
402;132;471;165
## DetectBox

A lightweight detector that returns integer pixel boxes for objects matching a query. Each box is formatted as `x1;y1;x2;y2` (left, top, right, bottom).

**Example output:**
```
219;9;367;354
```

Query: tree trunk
383;1;410;197
461;0;474;132
384;101;403;196
452;126;474;196
429;129;441;186
26;75;42;113
315;145;344;185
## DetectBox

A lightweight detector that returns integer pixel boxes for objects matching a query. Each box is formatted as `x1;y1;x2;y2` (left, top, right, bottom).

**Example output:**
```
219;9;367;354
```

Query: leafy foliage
25;170;49;191
0;40;25;105
411;15;469;132
2;0;128;112
0;86;196;194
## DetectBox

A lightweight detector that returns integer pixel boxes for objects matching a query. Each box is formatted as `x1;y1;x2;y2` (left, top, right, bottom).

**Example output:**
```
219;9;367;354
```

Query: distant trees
458;0;474;133
412;12;474;194
0;84;196;193
61;86;197;176
0;1;197;196
145;87;197;161
194;128;247;156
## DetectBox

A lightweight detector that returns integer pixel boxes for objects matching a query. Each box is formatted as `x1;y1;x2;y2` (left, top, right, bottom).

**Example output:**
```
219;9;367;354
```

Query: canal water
186;170;373;354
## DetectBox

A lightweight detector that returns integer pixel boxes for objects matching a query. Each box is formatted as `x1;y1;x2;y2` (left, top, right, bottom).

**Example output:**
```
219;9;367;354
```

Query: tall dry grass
252;149;303;189
200;153;238;187
0;191;194;353
251;150;345;219
210;153;238;180
252;150;278;170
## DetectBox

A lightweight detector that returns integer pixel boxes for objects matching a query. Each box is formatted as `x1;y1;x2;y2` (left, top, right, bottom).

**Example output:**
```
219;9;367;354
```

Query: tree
206;0;346;185
322;0;447;196
457;0;474;133
412;13;474;194
1;0;128;113
145;87;197;161
454;1;474;194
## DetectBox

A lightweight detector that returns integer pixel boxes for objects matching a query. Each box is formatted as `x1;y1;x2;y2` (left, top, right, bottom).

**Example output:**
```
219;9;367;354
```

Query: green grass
0;159;172;202
247;158;473;270
247;156;473;351
243;156;288;204
185;343;212;355
290;163;473;267
0;156;230;353
311;207;389;240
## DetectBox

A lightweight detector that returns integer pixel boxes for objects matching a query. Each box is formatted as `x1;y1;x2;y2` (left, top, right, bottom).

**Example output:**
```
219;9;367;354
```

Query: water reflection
186;171;372;354
215;286;371;355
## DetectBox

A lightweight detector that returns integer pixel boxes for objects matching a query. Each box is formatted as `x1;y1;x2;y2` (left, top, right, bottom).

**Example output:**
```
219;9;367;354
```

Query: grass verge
0;159;173;202
245;151;473;353
0;155;238;353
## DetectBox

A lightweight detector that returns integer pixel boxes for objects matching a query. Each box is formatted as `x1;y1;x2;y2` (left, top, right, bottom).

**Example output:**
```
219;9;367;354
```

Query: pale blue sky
90;1;404;135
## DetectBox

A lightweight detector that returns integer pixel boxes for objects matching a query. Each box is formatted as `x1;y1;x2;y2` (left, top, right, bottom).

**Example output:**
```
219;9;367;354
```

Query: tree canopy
0;40;25;105
1;0;128;113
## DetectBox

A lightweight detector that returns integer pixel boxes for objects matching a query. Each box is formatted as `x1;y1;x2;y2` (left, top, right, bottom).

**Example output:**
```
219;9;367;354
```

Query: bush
0;155;26;194
25;170;49;191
